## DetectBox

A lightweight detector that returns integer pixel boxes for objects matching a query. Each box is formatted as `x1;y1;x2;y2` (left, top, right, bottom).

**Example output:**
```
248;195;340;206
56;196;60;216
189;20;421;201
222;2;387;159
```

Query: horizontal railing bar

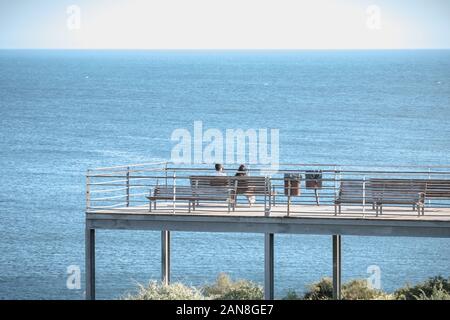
91;192;150;201
89;183;153;187
90;187;129;194
88;179;128;185
90;194;130;201
89;202;128;208
88;175;168;180
90;161;168;171
89;173;450;180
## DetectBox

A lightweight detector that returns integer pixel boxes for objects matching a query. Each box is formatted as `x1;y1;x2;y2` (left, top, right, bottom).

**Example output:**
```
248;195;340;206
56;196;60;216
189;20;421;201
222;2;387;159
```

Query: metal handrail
86;163;450;216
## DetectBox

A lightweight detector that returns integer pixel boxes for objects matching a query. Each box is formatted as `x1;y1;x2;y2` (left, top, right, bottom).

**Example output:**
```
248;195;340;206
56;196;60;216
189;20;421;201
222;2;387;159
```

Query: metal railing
86;162;450;217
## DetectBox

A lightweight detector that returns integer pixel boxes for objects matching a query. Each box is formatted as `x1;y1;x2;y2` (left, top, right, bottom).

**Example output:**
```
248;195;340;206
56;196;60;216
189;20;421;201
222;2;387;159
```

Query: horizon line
1;47;450;51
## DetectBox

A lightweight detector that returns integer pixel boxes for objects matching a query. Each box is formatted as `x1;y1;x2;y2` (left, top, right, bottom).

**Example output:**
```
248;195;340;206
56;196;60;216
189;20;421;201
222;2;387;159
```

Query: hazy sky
0;0;449;49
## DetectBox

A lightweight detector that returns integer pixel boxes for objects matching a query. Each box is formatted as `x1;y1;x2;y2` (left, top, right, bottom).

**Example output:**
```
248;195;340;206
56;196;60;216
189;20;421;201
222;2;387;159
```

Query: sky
0;0;449;49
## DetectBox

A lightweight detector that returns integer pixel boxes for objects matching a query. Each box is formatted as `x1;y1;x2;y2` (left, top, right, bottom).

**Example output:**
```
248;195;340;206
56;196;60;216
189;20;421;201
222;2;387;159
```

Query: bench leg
334;204;337;216
375;205;379;217
149;200;152;212
188;201;191;213
338;205;341;215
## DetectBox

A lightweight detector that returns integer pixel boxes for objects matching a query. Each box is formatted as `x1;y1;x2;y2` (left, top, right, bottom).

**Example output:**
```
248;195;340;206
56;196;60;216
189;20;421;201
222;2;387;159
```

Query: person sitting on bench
235;164;256;206
215;163;226;176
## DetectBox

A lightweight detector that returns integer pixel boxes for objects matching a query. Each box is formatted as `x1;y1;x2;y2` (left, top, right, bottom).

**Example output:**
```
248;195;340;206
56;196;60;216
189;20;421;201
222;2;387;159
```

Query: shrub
342;279;392;300
303;277;392;300
394;276;450;300
125;281;204;300
282;289;302;300
413;285;450;300
202;273;263;300
303;277;333;300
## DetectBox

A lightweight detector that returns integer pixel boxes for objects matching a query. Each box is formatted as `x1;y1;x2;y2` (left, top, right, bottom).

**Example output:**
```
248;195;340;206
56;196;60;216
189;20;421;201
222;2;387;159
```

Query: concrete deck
86;202;450;238
89;201;450;221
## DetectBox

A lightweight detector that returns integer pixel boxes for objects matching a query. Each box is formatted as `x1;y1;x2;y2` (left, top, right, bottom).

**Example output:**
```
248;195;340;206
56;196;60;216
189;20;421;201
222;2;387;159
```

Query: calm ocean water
0;50;449;299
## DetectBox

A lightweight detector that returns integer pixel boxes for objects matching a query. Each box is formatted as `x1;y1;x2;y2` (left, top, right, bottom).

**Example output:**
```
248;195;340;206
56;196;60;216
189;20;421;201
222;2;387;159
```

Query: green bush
303;277;334;300
282;289;302;300
342;279;392;300
125;274;449;300
202;273;263;300
394;276;450;300
125;281;204;300
413;285;450;300
303;277;392;300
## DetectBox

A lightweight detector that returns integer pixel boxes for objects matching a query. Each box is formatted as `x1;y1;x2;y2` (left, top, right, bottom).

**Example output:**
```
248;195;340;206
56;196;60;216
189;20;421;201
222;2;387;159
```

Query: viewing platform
85;162;450;300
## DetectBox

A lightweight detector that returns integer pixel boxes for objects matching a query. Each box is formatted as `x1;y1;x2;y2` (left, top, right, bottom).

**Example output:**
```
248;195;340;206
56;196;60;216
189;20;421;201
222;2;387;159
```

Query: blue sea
0;50;449;299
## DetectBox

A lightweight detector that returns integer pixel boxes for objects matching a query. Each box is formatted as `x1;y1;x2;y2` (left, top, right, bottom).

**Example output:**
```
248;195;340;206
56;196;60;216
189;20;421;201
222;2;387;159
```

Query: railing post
264;177;268;216
332;234;342;300
428;167;431;206
287;179;291;216
172;172;176;214
334;166;339;201
86;170;91;211
362;176;366;217
126;166;130;207
165;162;168;189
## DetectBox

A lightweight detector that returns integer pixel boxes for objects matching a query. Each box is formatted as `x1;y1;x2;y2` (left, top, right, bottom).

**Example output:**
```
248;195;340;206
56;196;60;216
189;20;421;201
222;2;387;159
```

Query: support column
161;230;170;285
264;233;274;300
85;227;95;300
332;234;342;300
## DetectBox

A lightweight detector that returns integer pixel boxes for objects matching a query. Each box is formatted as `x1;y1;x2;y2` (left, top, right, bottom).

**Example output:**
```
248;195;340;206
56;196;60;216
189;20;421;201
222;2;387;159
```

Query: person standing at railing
235;164;256;206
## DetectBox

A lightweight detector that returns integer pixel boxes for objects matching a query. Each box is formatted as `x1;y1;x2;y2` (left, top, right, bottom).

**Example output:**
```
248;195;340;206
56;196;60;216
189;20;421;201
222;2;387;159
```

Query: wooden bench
370;179;427;216
233;176;273;206
190;175;274;210
147;186;197;213
420;179;450;200
334;180;375;215
189;176;236;212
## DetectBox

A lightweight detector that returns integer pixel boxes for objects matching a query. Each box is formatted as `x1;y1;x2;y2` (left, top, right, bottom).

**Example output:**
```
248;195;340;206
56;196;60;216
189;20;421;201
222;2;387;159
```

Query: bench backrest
232;176;269;195
189;176;234;199
418;179;450;199
370;179;426;203
337;180;373;203
189;175;270;195
153;186;193;197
